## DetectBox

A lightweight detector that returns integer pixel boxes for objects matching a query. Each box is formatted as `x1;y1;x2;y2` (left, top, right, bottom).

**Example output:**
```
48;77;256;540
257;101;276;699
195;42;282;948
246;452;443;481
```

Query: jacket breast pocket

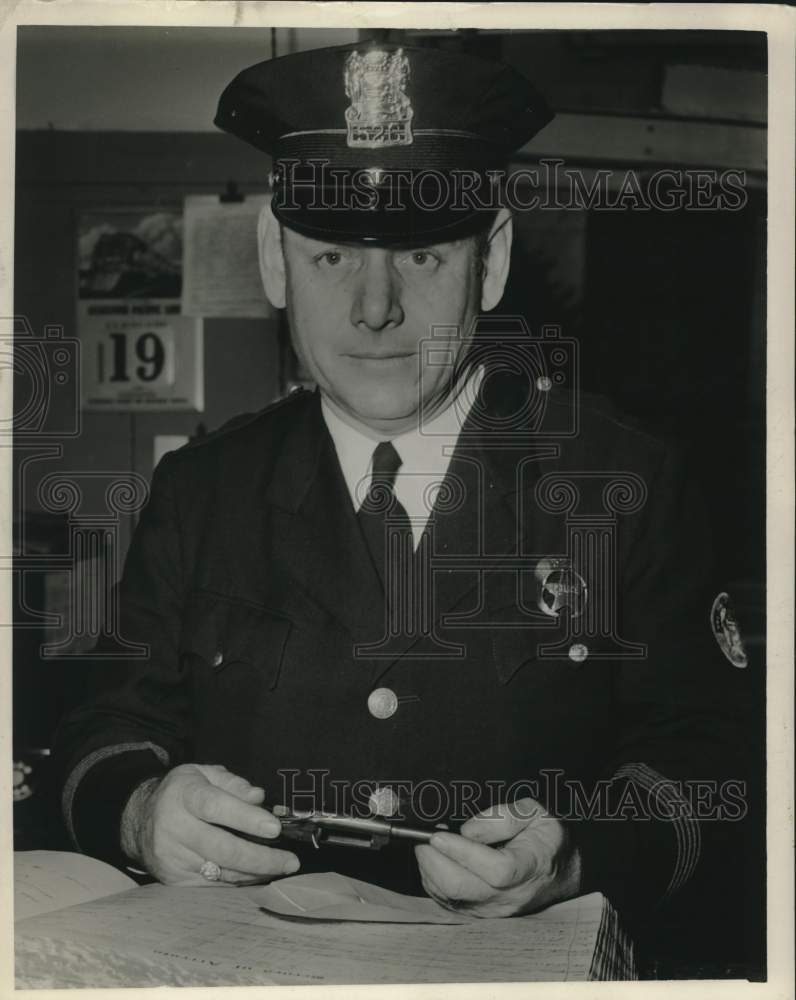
180;592;292;723
487;603;589;689
488;608;615;735
490;621;557;687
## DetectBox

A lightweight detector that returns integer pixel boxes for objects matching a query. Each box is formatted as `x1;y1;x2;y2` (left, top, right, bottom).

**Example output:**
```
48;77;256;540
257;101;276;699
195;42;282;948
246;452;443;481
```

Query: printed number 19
108;332;165;382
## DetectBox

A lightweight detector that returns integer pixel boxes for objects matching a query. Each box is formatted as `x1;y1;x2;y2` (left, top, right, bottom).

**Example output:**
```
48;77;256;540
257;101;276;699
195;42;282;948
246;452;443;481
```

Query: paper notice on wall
182;194;274;318
80;306;204;412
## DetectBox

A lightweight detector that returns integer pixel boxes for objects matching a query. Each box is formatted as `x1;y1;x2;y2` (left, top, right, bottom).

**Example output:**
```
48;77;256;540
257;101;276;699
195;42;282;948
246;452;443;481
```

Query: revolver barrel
280;810;443;848
216;807;450;851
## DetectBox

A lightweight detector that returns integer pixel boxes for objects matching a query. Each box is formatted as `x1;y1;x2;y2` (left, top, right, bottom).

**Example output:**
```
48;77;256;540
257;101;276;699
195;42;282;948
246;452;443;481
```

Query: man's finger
215;868;274;886
190;819;299;876
164;841;272;887
416;860;455;909
417;863;509;920
415;843;493;903
171;864;272;888
429;831;537;890
182;780;280;840
459;798;543;844
171;842;269;887
195;765;265;803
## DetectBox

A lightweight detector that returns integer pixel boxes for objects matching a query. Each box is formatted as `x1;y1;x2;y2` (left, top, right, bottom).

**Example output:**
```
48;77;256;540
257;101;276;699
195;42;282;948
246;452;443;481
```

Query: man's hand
121;763;300;886
415;798;581;917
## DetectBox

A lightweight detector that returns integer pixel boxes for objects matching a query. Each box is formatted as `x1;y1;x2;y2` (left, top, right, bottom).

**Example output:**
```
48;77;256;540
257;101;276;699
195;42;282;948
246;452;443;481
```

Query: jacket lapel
367;372;562;679
263;393;387;646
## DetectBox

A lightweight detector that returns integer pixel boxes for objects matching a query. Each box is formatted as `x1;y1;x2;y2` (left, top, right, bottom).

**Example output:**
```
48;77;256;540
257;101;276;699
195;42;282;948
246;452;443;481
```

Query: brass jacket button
367;687;398;720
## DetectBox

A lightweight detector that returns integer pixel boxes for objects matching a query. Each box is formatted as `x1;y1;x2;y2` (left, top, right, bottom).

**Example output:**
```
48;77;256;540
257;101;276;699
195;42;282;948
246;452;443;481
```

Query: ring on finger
199;860;222;882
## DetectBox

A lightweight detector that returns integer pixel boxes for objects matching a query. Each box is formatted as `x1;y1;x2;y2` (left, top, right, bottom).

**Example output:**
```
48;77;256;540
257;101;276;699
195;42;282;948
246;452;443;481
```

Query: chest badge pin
534;558;588;619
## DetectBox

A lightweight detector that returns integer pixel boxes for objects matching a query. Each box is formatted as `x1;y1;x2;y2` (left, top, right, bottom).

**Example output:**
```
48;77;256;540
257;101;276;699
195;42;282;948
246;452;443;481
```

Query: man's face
281;228;484;433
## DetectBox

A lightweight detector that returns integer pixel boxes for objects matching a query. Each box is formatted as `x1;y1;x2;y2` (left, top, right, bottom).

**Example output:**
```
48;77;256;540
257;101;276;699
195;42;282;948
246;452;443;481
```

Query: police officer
54;41;746;936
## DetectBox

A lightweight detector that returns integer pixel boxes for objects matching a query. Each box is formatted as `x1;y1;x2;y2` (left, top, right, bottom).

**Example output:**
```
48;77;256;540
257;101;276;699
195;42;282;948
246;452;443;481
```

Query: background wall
16;27;358;131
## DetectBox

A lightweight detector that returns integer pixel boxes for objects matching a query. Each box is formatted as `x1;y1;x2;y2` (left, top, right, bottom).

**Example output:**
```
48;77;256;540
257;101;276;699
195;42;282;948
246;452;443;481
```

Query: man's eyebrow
306;240;359;252
390;242;449;253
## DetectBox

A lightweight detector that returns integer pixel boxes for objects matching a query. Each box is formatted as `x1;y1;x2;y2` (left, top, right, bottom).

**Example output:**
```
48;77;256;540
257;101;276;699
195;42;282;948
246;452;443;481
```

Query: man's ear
257;197;286;310
480;207;513;312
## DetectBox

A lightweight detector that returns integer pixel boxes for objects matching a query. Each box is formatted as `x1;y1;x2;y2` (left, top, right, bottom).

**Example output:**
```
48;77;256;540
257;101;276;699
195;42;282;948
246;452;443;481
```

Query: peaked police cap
215;42;554;245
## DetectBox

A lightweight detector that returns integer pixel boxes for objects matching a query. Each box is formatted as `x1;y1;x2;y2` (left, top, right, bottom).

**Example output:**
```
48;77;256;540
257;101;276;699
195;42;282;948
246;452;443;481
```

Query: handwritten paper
181;194;274;318
16;875;612;986
14;851;136;921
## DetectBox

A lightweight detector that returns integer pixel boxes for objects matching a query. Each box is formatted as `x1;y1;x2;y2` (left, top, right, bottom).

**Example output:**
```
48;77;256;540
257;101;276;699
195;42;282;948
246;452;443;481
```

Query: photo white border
1;3;792;1000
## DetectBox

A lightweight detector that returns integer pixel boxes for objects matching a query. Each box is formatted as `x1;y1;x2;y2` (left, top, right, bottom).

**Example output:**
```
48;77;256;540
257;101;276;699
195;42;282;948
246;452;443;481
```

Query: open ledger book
15;851;636;987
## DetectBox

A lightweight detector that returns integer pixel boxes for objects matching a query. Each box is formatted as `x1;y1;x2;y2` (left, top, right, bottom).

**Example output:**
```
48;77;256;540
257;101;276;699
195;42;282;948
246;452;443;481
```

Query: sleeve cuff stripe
614;762;700;897
613;762;702;899
62;741;170;851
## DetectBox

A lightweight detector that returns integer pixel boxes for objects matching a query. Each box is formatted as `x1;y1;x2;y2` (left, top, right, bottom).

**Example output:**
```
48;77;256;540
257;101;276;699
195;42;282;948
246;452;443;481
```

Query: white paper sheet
182;194;274;318
14;851;136;921
16;872;609;985
253;871;473;923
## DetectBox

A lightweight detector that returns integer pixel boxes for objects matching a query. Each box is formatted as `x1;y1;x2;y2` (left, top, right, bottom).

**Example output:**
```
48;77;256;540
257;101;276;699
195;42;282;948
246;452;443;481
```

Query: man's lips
345;352;416;361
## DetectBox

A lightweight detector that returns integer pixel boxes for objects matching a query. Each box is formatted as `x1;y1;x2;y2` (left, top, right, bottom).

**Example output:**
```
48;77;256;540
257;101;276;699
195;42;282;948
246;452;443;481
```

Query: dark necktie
356;441;413;589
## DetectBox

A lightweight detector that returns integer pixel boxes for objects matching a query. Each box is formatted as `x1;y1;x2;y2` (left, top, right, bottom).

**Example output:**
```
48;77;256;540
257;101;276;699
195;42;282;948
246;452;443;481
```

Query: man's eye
406;250;438;268
319;251;342;266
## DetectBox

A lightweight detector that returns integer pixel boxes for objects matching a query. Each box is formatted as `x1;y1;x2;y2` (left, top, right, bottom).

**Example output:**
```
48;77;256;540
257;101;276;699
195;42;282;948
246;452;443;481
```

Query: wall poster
77;208;203;412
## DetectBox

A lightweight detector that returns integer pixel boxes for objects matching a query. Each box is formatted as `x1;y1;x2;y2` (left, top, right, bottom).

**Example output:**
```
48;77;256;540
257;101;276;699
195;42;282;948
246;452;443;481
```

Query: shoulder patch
710;591;748;668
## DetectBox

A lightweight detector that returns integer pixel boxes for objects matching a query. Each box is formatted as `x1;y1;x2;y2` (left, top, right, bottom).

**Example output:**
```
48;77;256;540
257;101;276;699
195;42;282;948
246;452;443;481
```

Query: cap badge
710;591;748;668
344;48;413;149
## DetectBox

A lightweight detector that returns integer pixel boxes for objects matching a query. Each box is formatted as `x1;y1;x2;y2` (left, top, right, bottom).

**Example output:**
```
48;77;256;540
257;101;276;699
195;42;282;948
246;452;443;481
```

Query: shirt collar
321;367;483;509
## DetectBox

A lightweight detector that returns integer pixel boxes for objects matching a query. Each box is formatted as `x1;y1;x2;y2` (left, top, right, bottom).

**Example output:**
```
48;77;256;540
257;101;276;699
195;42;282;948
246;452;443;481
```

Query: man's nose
350;251;404;331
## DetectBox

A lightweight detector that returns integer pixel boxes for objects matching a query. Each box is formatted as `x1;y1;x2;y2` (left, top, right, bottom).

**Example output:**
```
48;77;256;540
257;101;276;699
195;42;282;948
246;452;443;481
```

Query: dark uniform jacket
53;375;748;937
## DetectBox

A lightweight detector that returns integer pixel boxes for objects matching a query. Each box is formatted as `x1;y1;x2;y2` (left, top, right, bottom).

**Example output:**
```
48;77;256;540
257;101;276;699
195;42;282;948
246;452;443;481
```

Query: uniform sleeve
571;441;750;916
52;452;190;870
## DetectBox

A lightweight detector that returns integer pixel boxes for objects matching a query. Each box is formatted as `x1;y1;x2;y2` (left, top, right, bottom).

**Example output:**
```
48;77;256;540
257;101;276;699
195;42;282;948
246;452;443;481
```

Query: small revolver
218;805;453;852
273;806;454;850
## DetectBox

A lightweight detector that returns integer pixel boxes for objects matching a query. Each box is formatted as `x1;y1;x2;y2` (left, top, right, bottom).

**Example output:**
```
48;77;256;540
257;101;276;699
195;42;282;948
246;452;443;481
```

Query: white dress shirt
321;370;483;549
